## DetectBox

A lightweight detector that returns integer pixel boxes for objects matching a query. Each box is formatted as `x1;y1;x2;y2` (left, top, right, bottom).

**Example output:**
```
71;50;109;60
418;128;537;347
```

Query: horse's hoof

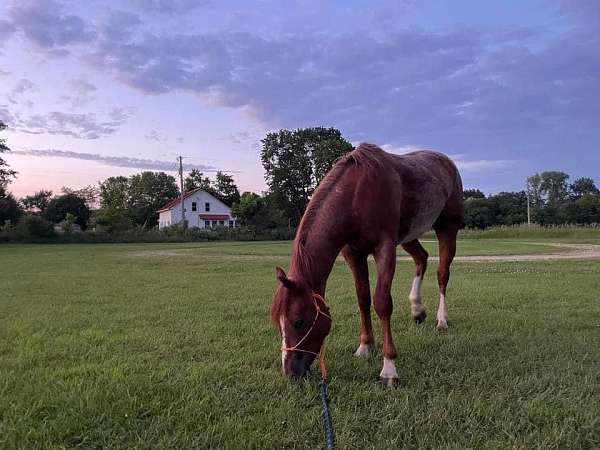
380;377;399;388
436;319;448;330
354;344;373;358
413;310;427;324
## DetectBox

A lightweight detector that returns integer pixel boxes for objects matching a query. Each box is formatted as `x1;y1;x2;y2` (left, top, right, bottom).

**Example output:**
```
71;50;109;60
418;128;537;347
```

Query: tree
261;127;353;225
0;121;16;189
561;195;600;224
44;193;91;228
463;189;485;200
213;172;240;206
570;177;598;198
232;192;287;229
97;176;133;231
184;169;213;193
540;171;570;206
22;190;53;213
128;172;179;227
488;191;527;225
0;190;22;225
62;185;100;208
463;197;494;229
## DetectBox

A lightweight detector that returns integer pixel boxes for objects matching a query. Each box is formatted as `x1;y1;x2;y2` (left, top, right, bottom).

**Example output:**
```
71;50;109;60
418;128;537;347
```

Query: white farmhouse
157;189;236;229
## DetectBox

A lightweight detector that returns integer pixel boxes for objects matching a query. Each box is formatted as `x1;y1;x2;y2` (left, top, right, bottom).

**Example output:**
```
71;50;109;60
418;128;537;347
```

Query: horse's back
349;144;464;243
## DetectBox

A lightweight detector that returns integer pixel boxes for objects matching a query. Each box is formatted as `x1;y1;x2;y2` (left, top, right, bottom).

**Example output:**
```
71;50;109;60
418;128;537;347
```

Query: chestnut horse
271;143;464;385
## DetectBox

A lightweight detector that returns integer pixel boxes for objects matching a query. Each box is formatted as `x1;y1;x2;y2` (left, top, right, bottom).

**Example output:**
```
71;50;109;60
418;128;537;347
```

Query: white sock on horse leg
380;357;398;379
436;293;448;329
409;276;425;317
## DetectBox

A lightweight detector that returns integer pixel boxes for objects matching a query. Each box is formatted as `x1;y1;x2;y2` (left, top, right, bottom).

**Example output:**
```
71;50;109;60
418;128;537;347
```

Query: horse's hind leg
401;240;429;324
435;226;459;330
342;245;375;357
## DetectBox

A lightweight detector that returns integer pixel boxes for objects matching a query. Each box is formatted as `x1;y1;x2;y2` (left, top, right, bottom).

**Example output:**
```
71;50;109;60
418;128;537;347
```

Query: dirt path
409;243;600;263
132;243;600;263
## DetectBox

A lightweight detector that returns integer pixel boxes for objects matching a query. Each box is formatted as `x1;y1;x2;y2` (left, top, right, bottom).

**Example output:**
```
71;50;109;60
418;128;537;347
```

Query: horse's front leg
373;241;399;387
342;246;375;357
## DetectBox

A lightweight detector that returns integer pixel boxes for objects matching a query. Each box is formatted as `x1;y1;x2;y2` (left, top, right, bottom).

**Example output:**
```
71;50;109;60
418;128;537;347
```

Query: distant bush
0;224;296;244
455;223;600;239
14;215;55;240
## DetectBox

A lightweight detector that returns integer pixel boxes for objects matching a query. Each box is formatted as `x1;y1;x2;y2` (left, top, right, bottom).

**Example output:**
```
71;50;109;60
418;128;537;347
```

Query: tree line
464;172;600;228
1;120;599;240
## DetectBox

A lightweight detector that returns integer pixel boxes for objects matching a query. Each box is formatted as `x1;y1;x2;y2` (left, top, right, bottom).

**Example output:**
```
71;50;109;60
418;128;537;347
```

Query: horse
271;143;464;386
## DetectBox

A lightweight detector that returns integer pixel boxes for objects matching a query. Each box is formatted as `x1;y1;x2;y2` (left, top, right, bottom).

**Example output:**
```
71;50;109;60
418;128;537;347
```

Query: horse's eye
293;319;304;330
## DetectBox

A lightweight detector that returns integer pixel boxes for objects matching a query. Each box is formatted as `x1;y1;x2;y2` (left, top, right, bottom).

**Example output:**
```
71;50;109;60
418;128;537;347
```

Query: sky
1;0;599;198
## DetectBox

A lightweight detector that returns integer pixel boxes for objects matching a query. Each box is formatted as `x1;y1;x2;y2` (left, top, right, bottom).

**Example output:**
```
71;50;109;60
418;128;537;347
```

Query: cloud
5;0;600;168
8;78;36;104
449;154;514;173
9;107;133;139
0;19;16;42
12;148;221;172
129;0;210;15
62;78;97;107
8;0;95;56
145;129;167;142
381;144;515;173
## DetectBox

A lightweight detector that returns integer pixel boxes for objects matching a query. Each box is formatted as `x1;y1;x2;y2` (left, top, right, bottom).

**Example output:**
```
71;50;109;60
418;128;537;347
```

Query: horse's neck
290;219;347;295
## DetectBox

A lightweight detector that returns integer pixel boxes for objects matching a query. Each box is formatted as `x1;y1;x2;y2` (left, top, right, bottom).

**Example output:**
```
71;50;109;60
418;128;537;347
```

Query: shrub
15;215;55;240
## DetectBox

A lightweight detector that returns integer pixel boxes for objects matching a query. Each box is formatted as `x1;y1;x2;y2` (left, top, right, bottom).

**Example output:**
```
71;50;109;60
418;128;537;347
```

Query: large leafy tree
61;185;100;208
184;169;213;193
128;172;179;227
213;172;240;206
98;173;179;229
540;171;570;206
22;190;53;213
570;177;598;198
0;191;22;225
463;189;485;200
44;193;91;229
232;192;286;229
0;121;16;190
261;127;353;225
97;176;132;231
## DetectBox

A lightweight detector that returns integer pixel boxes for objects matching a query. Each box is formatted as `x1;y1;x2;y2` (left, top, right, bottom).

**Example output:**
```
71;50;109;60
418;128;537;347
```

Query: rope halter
281;293;332;358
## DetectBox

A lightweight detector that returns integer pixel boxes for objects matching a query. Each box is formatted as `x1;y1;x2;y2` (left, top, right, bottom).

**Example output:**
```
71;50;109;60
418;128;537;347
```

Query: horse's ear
276;267;295;289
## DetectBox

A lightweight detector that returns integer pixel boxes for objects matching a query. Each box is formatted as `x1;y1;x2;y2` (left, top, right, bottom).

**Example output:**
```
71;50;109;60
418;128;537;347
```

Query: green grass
1;241;599;449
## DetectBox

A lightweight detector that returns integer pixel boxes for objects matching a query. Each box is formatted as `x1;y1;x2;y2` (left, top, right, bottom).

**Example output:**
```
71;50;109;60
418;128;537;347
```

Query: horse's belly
399;207;443;243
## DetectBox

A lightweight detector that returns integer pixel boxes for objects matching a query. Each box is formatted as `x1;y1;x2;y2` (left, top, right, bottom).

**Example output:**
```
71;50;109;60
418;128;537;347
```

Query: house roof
199;214;231;221
157;188;230;213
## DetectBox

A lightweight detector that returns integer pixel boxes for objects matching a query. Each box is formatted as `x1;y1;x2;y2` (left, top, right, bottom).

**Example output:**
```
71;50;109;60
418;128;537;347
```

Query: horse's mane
289;143;387;281
272;143;387;325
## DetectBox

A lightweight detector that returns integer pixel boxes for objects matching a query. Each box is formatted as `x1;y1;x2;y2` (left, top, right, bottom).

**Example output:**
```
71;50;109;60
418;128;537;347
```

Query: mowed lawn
1;241;599;449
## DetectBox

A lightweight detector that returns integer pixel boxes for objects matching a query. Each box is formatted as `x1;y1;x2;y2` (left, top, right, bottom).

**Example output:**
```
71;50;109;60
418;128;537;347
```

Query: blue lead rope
319;377;335;450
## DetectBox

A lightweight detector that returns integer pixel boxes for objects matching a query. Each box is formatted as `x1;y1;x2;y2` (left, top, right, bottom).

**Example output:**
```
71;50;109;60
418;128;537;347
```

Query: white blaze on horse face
409;276;424;317
380;357;398;380
280;315;288;368
437;293;448;329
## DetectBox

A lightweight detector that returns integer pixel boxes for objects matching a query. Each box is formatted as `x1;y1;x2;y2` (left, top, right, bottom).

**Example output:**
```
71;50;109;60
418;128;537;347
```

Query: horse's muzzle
284;352;315;379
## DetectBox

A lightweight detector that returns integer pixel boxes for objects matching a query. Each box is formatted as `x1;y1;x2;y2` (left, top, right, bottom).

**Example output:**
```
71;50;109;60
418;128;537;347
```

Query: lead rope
319;344;335;450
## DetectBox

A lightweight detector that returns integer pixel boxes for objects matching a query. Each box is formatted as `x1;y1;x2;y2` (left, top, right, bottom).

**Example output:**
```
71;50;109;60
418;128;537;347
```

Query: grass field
1;240;599;449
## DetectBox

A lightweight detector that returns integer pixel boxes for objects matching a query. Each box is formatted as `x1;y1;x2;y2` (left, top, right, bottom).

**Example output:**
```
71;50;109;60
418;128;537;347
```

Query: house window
212;220;217;227
219;220;225;226
204;220;210;228
205;202;210;212
229;220;234;228
192;202;197;212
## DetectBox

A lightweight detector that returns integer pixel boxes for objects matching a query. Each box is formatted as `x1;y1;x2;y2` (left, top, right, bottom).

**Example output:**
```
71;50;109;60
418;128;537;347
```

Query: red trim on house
157;188;202;212
198;214;231;221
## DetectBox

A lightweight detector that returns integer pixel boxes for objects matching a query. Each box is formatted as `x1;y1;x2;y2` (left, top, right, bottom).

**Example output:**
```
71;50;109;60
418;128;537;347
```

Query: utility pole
526;181;531;227
178;156;186;229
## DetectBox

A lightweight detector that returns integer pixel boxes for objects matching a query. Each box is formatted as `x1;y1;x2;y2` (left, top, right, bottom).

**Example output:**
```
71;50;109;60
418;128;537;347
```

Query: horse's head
271;267;332;378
